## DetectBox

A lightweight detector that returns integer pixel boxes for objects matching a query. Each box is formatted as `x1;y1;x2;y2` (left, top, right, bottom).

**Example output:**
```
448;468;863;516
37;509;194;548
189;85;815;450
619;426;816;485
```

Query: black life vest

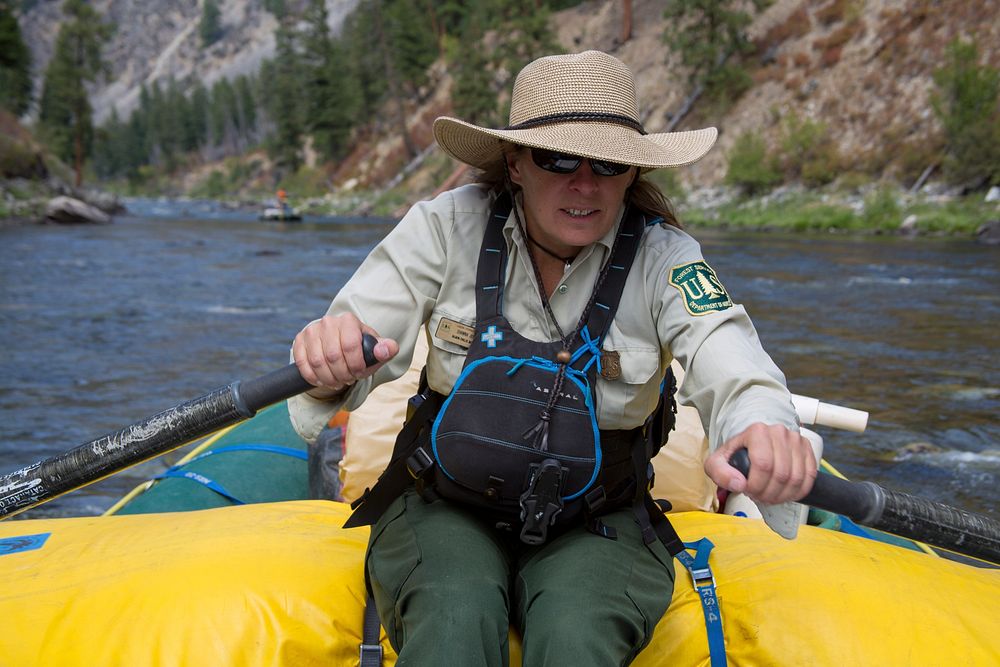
346;193;684;553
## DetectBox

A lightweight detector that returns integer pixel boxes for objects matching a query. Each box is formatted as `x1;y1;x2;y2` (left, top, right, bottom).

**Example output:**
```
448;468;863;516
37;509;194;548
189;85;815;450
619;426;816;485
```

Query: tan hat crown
432;50;717;171
507;51;642;132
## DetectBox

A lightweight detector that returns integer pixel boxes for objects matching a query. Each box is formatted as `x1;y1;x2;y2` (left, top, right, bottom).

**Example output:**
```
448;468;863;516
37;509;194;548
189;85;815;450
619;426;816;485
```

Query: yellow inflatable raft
2;500;998;666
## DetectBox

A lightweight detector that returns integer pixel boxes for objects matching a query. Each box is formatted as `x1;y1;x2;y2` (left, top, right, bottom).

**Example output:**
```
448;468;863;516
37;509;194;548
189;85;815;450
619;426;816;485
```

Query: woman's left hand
703;423;817;505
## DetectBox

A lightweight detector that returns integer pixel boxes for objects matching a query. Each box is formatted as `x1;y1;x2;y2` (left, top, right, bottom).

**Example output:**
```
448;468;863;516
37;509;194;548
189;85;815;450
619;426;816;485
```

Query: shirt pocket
426;310;474;392
597;337;661;428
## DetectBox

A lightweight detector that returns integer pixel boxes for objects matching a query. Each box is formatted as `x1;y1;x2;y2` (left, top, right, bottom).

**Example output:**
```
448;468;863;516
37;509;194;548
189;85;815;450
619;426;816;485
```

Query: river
1;198;997;520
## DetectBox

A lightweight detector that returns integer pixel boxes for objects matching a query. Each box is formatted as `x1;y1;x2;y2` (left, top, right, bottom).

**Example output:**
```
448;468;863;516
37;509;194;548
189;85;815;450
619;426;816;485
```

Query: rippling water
1;199;997;519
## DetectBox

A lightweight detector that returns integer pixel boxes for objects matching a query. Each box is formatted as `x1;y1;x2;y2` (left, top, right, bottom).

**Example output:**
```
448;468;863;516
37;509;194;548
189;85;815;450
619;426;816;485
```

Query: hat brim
433;117;718;171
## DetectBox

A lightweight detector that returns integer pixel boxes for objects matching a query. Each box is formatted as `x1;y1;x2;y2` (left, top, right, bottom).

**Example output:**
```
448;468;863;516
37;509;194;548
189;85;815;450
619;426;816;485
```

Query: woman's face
507;148;635;254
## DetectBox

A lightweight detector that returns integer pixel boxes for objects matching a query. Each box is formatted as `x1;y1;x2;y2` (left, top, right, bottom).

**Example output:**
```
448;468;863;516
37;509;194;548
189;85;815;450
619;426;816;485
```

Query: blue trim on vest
677;538;727;667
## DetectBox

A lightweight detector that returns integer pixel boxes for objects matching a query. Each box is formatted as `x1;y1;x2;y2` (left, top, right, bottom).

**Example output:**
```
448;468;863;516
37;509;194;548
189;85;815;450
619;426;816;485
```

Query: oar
0;335;380;520
730;450;1000;564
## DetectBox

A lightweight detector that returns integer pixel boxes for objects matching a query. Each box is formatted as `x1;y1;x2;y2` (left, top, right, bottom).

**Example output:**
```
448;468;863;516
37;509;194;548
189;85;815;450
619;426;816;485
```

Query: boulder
44;196;112;225
898;213;919;236
975;219;1000;245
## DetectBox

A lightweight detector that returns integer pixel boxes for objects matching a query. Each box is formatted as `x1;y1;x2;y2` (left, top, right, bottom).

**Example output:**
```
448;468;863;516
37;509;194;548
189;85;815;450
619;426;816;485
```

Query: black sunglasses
530;148;632;177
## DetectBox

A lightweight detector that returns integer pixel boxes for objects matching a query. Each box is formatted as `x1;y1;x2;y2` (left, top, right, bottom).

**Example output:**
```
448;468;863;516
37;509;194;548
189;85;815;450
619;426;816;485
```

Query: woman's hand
703;422;817;505
292;313;399;399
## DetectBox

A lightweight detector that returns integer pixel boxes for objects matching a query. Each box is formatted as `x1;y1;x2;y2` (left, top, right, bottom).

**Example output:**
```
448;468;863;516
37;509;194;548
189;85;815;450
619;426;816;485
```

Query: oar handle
729;450;1000;563
0;335;380;520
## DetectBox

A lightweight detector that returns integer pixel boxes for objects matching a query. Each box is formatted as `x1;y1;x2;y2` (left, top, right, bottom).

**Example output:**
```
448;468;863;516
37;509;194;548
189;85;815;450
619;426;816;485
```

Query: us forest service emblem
668;261;733;316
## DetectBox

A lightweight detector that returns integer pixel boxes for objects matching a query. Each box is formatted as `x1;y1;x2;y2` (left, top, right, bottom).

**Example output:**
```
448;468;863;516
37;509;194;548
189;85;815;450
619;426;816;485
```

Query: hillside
11;0;1000;218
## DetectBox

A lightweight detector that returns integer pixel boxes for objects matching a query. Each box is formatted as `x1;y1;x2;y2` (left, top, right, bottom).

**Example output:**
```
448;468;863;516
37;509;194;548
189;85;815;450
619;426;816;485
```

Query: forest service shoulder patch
668;261;734;316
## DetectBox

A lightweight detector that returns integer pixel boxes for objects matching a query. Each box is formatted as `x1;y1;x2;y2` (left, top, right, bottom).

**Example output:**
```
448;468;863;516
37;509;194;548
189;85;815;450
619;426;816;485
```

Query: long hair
474;146;682;229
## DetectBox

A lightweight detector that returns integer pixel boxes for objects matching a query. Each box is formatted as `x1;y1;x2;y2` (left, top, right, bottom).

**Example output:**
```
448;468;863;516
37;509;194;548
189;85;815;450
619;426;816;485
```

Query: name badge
435;317;475;349
600;350;622;380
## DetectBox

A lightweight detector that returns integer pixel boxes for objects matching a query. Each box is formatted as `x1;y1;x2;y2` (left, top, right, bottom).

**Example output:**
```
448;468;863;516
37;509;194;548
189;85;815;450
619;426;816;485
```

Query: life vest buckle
406;446;434;480
518;458;565;545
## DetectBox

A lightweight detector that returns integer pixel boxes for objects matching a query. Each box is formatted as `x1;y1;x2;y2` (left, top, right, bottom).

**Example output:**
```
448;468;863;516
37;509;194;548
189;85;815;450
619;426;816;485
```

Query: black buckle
518;459;565;545
406;447;434;479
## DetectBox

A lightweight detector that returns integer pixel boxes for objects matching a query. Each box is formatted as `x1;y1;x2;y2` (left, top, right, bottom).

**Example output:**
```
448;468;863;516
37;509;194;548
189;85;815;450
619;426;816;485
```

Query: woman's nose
568;162;600;193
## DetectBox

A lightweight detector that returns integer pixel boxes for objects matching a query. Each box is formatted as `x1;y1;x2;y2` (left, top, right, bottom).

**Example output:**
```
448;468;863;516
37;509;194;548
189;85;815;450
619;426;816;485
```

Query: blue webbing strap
181;443;308;465
676;538;727;667
154;470;246;504
154;444;309;505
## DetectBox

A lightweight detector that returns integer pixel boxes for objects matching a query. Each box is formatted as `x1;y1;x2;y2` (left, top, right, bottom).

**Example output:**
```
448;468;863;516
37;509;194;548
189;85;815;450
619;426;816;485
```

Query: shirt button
557;284;568;294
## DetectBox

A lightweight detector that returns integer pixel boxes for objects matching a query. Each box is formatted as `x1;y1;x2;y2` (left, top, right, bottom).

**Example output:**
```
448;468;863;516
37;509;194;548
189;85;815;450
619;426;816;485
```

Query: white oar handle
791;394;869;432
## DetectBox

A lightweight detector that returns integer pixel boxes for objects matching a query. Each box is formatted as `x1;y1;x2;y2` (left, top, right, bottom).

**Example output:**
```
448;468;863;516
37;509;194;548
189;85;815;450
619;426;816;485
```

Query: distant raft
259;206;302;221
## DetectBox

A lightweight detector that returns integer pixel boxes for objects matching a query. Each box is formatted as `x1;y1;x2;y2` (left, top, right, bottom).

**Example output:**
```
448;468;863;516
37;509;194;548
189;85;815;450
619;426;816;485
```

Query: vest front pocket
431;357;601;504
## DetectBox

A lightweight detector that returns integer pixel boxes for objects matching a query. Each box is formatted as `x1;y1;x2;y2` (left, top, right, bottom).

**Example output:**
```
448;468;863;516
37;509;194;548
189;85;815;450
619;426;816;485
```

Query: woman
290;51;815;666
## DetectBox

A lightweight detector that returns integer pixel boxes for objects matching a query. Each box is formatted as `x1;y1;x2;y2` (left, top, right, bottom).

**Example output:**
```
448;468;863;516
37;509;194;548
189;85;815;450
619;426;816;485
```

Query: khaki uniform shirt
289;183;799;450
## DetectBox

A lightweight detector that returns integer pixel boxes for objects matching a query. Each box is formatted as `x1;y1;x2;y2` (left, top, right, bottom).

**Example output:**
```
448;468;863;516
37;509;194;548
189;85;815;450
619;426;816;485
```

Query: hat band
505;111;646;135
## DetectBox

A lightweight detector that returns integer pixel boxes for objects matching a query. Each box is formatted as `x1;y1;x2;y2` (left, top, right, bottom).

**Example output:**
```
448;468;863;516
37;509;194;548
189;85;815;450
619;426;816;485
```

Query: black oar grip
729;449;1000;563
238;333;380;411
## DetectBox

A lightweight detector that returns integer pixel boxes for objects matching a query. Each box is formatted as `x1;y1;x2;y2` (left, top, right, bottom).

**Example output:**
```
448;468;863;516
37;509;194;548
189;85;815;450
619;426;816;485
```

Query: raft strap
154;444;308;506
677;538;727;667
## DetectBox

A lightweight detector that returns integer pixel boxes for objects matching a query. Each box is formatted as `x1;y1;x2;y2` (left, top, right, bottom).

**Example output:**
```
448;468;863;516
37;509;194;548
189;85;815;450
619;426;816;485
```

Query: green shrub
861;188;901;231
725;131;782;195
644;167;685;202
192;170;227;199
779;113;841;186
0;135;44;178
931;39;1000;187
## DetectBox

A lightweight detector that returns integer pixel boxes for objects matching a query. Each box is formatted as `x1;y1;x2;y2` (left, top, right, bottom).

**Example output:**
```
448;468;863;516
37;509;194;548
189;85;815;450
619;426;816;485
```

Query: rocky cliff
15;0;1000;192
19;0;359;124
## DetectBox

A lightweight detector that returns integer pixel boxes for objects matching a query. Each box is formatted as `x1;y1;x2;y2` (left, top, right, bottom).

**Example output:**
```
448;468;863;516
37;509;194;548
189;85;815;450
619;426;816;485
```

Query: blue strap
181;443;308;466
154;470;246;505
676;538;727;667
153;444;307;505
569;325;603;374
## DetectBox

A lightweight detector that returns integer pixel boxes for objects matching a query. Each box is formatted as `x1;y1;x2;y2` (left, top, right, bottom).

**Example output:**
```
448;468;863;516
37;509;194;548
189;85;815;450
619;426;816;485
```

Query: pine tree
0;0;32;116
662;0;766;104
371;0;418;158
451;14;500;126
234;74;258;145
384;0;437;96
200;0;223;47
301;0;360;162
265;21;304;175
36;0;113;187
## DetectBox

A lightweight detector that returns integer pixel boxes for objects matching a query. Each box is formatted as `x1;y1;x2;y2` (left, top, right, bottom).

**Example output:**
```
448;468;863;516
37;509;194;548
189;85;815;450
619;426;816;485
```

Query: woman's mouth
563;208;597;218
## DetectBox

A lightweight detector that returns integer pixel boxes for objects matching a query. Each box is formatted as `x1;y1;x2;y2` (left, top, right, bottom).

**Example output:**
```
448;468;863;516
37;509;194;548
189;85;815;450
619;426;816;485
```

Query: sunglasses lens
589;159;632;177
531;149;582;174
531;149;631;177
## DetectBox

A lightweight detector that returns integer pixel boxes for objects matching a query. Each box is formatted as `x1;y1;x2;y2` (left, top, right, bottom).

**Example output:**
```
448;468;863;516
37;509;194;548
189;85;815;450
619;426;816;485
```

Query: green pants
366;489;675;666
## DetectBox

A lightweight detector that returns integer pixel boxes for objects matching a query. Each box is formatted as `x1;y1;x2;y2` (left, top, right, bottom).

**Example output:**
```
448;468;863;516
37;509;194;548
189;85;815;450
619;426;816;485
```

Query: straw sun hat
433;50;718;172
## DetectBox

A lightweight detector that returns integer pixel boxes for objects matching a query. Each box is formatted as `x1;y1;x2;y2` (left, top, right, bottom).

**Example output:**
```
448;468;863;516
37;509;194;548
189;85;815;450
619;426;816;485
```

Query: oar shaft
0;335;380;520
0;366;311;520
730;450;1000;563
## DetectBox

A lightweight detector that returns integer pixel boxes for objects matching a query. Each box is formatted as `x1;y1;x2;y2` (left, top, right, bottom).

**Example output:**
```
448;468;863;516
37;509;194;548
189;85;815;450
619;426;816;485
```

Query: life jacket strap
343;389;445;528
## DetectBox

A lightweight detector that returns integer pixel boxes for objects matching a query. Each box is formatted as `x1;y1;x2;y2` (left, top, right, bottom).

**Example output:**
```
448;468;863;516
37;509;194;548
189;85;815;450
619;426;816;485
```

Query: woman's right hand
292;313;399;399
